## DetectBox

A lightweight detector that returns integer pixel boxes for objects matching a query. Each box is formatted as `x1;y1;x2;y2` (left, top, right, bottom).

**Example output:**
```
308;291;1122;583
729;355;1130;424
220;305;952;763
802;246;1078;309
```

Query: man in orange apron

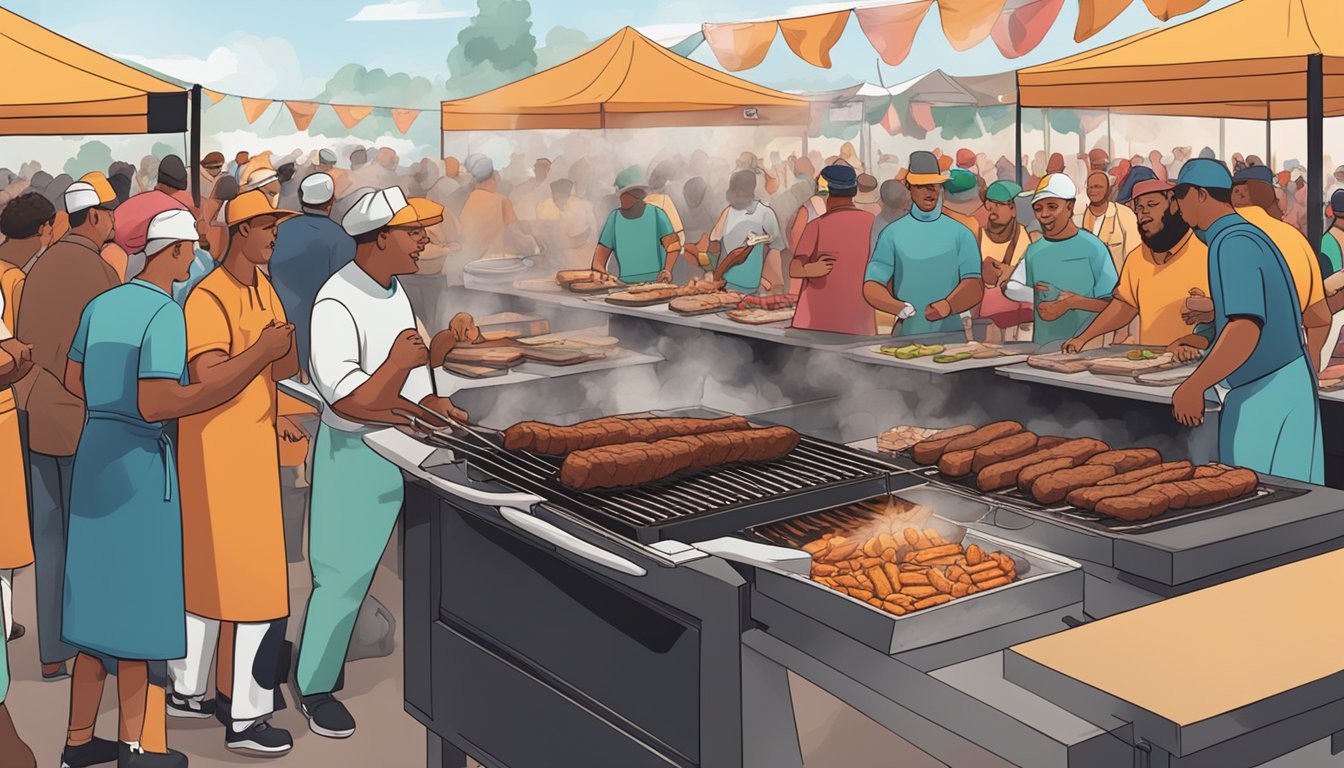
168;190;301;756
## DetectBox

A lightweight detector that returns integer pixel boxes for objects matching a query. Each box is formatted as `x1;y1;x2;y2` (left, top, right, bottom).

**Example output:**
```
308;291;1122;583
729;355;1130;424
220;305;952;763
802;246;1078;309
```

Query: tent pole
1219;118;1225;160
1043;108;1051;160
190;83;202;209
1106;110;1112;161
1014;74;1023;185
1265;105;1271;161
1308;54;1325;259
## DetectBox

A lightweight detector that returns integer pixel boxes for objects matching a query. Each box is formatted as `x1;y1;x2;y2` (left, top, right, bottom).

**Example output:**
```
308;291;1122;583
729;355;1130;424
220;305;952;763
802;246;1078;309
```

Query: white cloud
635;23;703;46
118;36;325;99
349;0;468;22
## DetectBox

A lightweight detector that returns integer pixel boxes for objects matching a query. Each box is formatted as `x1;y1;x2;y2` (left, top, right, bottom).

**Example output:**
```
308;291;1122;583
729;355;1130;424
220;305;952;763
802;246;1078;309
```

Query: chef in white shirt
295;186;466;740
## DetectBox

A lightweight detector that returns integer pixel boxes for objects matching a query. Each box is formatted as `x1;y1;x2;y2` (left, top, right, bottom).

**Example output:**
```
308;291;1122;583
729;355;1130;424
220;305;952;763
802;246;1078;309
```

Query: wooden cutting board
516;333;619;348
514;346;594;366
669;292;743;316
1089;353;1179;377
1027;348;1135;374
442;347;526;368
606;290;684;307
727;308;795;325
444;362;510;379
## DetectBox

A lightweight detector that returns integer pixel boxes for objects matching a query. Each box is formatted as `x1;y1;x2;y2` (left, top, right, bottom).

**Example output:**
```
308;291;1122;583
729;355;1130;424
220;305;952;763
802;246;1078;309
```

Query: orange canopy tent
0;6;188;135
440;26;810;131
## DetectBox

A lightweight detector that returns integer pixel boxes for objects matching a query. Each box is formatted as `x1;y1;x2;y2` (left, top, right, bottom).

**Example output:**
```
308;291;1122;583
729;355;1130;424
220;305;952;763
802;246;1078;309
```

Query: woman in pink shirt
790;165;878;336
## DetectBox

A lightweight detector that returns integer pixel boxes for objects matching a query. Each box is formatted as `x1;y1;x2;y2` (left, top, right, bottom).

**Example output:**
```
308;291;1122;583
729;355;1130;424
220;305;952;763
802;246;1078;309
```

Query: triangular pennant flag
991;0;1066;58
939;0;1010;51
391;108;420;134
778;11;849;69
855;2;933;66
880;103;902;135
332;104;375;129
911;101;937;132
1140;0;1211;22
284;101;320;131
240;97;273;124
1075;0;1132;41
702;21;778;71
203;88;226;105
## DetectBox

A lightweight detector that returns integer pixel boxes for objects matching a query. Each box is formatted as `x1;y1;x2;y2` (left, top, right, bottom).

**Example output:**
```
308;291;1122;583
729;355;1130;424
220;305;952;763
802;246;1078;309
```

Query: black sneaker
60;736;118;767
299;693;355;738
226;720;293;756
214;692;232;729
115;743;188;768
7;622;23;640
166;693;216;720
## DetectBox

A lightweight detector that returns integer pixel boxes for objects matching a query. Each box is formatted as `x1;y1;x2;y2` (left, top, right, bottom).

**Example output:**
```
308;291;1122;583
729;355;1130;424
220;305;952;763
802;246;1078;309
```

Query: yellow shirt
0;260;23;333
1237;205;1323;313
1113;230;1210;346
645;192;685;245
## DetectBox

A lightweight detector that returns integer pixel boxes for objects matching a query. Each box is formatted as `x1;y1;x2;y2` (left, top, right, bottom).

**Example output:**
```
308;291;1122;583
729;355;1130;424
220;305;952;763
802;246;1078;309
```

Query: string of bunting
696;0;1211;71
200;89;433;134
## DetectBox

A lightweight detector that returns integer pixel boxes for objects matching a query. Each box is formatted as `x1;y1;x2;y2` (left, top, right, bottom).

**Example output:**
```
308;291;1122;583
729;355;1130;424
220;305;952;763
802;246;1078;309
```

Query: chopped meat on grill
504;416;752;454
558;427;801;490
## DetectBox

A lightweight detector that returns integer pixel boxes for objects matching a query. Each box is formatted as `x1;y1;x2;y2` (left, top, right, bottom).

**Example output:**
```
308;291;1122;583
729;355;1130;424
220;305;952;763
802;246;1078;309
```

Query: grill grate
426;429;915;544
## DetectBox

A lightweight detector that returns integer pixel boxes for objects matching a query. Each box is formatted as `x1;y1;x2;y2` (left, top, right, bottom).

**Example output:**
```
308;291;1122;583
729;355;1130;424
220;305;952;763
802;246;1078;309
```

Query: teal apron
723;243;766;296
63;410;186;660
1030;252;1105;345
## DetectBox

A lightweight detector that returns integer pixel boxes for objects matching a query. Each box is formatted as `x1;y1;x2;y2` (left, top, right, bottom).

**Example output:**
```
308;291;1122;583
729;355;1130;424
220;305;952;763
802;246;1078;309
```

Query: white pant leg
231;621;277;728
0;569;12;639
167;613;221;698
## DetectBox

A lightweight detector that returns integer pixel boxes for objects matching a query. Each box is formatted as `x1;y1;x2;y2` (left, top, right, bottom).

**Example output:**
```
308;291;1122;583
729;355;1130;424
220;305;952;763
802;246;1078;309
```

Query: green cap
985;180;1024;203
945;168;979;195
614;165;645;191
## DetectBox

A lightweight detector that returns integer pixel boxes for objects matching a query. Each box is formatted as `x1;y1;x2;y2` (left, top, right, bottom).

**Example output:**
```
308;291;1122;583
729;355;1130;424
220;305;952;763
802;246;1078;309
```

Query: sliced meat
558;427;800;490
1085;449;1162;474
505;416;752;454
1017;457;1075;492
1031;465;1118;504
1096;461;1193;487
976;438;1109;492
910;425;977;464
972;432;1040;473
1193;465;1230;479
1066;466;1196;510
1095;490;1171;522
940;422;1025;455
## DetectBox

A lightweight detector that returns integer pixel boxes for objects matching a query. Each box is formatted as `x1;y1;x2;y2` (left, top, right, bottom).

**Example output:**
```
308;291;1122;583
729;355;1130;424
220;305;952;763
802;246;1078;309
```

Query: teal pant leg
0;612;8;703
1221;357;1324;484
296;425;404;696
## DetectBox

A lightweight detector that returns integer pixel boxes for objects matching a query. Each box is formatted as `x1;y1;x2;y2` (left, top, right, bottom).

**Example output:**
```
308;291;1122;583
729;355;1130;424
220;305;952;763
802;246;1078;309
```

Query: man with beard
978;181;1033;342
592;180;677;284
1062;177;1210;352
1076;170;1140;274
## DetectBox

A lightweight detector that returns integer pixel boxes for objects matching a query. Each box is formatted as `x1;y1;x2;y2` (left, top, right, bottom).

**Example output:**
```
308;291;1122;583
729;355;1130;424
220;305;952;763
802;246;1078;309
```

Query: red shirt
791;206;877;336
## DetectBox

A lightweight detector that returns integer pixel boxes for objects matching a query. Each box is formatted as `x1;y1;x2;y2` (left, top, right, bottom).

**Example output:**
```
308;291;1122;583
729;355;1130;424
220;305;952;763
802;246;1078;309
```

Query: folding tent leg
1308;54;1324;257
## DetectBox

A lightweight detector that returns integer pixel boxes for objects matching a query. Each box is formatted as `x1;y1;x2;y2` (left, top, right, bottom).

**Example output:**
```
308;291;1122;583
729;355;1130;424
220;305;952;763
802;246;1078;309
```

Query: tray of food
669;291;744;315
728;307;795;325
906;421;1299;533
442;347;526;369
556;270;624;293
747;499;1082;655
443;362;510;379
1026;346;1150;374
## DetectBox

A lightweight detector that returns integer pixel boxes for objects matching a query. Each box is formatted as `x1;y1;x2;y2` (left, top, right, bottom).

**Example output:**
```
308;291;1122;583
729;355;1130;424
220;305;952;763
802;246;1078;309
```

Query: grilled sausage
505;415;753;454
1085;449;1162;474
1035;436;1070;450
910;425;977;464
1031;465;1118;504
557;427;799;490
1066;465;1195;510
937;448;978;478
971;432;1040;473
1016;457;1075;491
940;421;1025;455
976;438;1109;491
1095;461;1193;487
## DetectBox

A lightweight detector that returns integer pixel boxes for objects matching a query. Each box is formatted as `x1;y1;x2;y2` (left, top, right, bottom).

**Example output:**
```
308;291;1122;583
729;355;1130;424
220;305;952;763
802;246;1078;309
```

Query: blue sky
6;0;1241;99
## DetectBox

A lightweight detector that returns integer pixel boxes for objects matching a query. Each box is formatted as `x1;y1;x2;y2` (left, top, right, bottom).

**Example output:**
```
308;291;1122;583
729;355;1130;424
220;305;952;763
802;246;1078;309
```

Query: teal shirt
865;214;981;336
1321;229;1342;274
598;205;674;283
1022;232;1118;345
69;279;187;422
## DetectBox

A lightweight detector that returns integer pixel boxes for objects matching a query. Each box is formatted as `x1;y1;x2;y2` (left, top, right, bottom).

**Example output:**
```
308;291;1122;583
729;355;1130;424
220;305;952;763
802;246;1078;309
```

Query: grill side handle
500;507;648;577
364;427;546;509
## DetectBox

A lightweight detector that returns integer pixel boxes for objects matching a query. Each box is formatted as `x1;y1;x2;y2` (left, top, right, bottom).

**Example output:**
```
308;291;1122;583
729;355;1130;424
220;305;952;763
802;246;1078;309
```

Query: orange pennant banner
284;101;319;131
939;0;1010;51
391;108;420;134
240;97;273;124
991;0;1066;58
1075;0;1132;41
1140;0;1211;21
702;21;778;71
203;88;226;105
855;2;933;66
880;103;902;136
778;11;849;69
332;104;375;129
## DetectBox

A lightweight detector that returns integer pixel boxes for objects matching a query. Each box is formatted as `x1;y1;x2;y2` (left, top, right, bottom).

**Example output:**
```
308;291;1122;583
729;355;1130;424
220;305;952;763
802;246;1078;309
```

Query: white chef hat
342;186;443;237
300;172;335;206
143;209;199;257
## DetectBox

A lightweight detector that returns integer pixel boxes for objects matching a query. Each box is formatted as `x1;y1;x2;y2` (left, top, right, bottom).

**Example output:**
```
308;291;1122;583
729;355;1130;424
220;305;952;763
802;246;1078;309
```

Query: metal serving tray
749;506;1082;656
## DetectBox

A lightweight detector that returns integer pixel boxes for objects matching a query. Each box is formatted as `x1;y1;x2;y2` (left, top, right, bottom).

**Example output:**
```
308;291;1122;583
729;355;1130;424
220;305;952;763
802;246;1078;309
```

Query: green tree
151;141;178;159
307;64;438;142
64;141;114;177
536;26;592;70
445;0;537;98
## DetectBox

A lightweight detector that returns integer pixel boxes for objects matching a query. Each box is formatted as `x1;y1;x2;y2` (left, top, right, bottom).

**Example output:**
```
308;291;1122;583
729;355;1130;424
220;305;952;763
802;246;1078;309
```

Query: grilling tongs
391;407;501;451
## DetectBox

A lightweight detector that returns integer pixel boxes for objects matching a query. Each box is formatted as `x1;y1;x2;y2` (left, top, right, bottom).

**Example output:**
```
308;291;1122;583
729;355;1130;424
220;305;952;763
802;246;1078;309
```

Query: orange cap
225;189;299;227
387;196;444;229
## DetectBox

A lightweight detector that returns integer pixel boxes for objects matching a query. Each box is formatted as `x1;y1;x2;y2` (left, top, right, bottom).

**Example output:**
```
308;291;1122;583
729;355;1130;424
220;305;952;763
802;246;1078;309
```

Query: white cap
342;186;410;236
1022;173;1078;204
300;173;335;206
64;182;101;214
143;209;199;257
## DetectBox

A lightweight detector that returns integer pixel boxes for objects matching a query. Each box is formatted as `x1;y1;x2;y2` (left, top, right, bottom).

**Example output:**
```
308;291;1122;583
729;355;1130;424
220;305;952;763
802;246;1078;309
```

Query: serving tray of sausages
903;421;1302;533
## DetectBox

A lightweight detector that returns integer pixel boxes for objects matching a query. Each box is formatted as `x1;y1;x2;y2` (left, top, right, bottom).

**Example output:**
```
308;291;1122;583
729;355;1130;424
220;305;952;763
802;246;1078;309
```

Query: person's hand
277;416;307;443
419;394;469;425
981;259;1007;287
448;312;482;345
1172;379;1205;428
1037;299;1069;322
808;256;837;278
0;338;32;367
256;321;295;362
1062;336;1088;354
1185;288;1214;315
656;270;673;284
925;299;951;322
1166;342;1204;364
389;328;429;371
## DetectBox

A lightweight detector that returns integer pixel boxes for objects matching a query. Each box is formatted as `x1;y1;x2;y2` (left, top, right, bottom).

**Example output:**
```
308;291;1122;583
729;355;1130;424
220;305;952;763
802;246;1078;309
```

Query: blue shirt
1020;232;1118;345
269;213;356;375
1201;213;1305;389
69;280;186;424
865;214;981;336
171;248;216;306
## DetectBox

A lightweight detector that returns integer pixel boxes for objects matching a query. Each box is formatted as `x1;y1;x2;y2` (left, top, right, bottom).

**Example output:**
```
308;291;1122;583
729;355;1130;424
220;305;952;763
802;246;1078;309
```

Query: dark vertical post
190;83;203;208
1014;74;1023;186
1308;54;1325;255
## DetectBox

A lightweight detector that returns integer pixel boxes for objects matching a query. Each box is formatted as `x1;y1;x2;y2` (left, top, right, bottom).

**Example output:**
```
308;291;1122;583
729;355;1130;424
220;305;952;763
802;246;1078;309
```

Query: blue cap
1116;165;1157;204
1232;164;1276;186
1174;158;1232;190
820;164;858;195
